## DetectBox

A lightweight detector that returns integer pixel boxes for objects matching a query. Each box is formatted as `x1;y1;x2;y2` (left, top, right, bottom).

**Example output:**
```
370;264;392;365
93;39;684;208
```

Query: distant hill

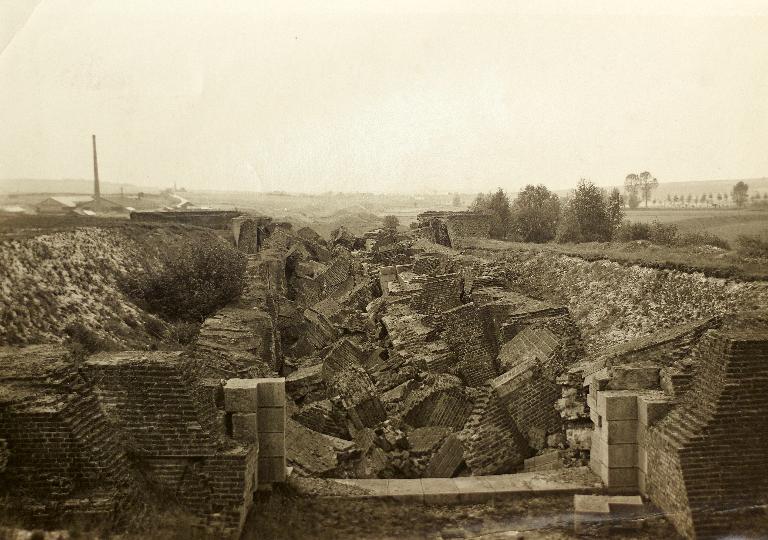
0;178;155;194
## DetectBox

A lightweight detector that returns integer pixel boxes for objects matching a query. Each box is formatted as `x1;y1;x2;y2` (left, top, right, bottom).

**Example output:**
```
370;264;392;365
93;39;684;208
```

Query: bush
65;322;114;363
124;239;247;322
65;322;110;354
615;221;651;242
167;320;201;346
648;220;679;246
678;231;730;250
737;234;768;258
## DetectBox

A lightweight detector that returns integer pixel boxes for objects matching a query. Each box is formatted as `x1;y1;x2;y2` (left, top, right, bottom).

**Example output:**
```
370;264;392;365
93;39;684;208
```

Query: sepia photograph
1;1;767;538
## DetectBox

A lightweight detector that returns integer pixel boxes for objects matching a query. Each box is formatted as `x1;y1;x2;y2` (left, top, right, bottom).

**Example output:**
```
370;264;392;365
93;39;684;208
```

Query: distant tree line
471;180;625;244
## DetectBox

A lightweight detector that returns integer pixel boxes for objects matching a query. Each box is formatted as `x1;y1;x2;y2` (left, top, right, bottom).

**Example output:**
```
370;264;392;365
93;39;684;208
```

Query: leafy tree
452;194;462;207
716;193;723;201
509;184;560;243
699;193;707;204
124;239;247;322
556;179;613;243
625;171;658;208
472;188;512;239
732;181;749;208
607;188;625;233
382;215;400;230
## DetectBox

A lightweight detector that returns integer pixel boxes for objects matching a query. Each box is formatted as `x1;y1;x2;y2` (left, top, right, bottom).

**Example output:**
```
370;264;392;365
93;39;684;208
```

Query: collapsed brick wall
232;216;272;254
0;346;135;524
492;362;561;445
445;213;491;244
441;303;497;386
408;273;463;321
414;212;490;248
459;387;529;474
83;352;220;457
646;329;768;540
130;210;242;229
194;307;277;378
322;340;386;429
400;376;473;430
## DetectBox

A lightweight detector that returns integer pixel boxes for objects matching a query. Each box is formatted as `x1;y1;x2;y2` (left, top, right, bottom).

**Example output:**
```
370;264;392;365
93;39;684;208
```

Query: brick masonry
645;329;768;539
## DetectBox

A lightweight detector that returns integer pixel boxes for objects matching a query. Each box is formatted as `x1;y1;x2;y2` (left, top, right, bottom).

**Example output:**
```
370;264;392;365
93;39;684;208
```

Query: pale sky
1;0;767;193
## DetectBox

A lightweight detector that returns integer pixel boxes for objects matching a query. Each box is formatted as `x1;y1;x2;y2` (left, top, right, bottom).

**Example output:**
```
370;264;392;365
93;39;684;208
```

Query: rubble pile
253;221;586;479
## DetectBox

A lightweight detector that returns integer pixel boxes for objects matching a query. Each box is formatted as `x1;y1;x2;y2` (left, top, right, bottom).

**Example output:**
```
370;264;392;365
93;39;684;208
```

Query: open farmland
624;208;768;242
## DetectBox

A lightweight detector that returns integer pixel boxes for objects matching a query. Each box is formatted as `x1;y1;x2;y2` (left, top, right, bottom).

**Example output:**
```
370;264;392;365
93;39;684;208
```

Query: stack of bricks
588;387;673;493
224;378;287;484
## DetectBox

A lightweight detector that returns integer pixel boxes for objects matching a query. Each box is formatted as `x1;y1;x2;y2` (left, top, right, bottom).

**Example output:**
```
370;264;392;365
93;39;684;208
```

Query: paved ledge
326;467;604;504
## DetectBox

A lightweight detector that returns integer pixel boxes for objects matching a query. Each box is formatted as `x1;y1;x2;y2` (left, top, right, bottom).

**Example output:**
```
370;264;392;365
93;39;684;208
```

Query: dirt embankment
0;223;225;347
473;249;768;355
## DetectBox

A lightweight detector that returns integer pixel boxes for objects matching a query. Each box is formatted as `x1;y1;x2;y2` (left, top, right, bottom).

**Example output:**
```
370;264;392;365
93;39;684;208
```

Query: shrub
648;220;679;246
615;221;651;242
65;322;114;363
167;320;201;346
737;234;768;258
65;322;109;354
124;239;247;322
678;231;730;250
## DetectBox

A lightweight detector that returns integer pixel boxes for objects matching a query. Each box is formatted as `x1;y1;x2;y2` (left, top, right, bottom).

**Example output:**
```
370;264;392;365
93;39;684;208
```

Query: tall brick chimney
92;134;100;200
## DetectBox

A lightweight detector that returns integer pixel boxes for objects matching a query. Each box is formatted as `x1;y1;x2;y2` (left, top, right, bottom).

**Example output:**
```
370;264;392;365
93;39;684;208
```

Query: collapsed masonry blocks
491;356;561;448
194;306;277;376
401;376;474;431
414;211;491;248
424;434;465;478
292;399;350;440
459;387;529;475
285;418;355;478
322;340;386;429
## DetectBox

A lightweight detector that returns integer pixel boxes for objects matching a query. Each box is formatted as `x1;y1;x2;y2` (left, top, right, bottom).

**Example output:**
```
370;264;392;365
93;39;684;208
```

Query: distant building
36;196;93;214
77;197;126;214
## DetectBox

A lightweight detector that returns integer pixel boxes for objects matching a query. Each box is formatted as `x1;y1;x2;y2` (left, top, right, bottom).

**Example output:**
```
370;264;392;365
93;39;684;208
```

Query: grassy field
624;208;768;242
